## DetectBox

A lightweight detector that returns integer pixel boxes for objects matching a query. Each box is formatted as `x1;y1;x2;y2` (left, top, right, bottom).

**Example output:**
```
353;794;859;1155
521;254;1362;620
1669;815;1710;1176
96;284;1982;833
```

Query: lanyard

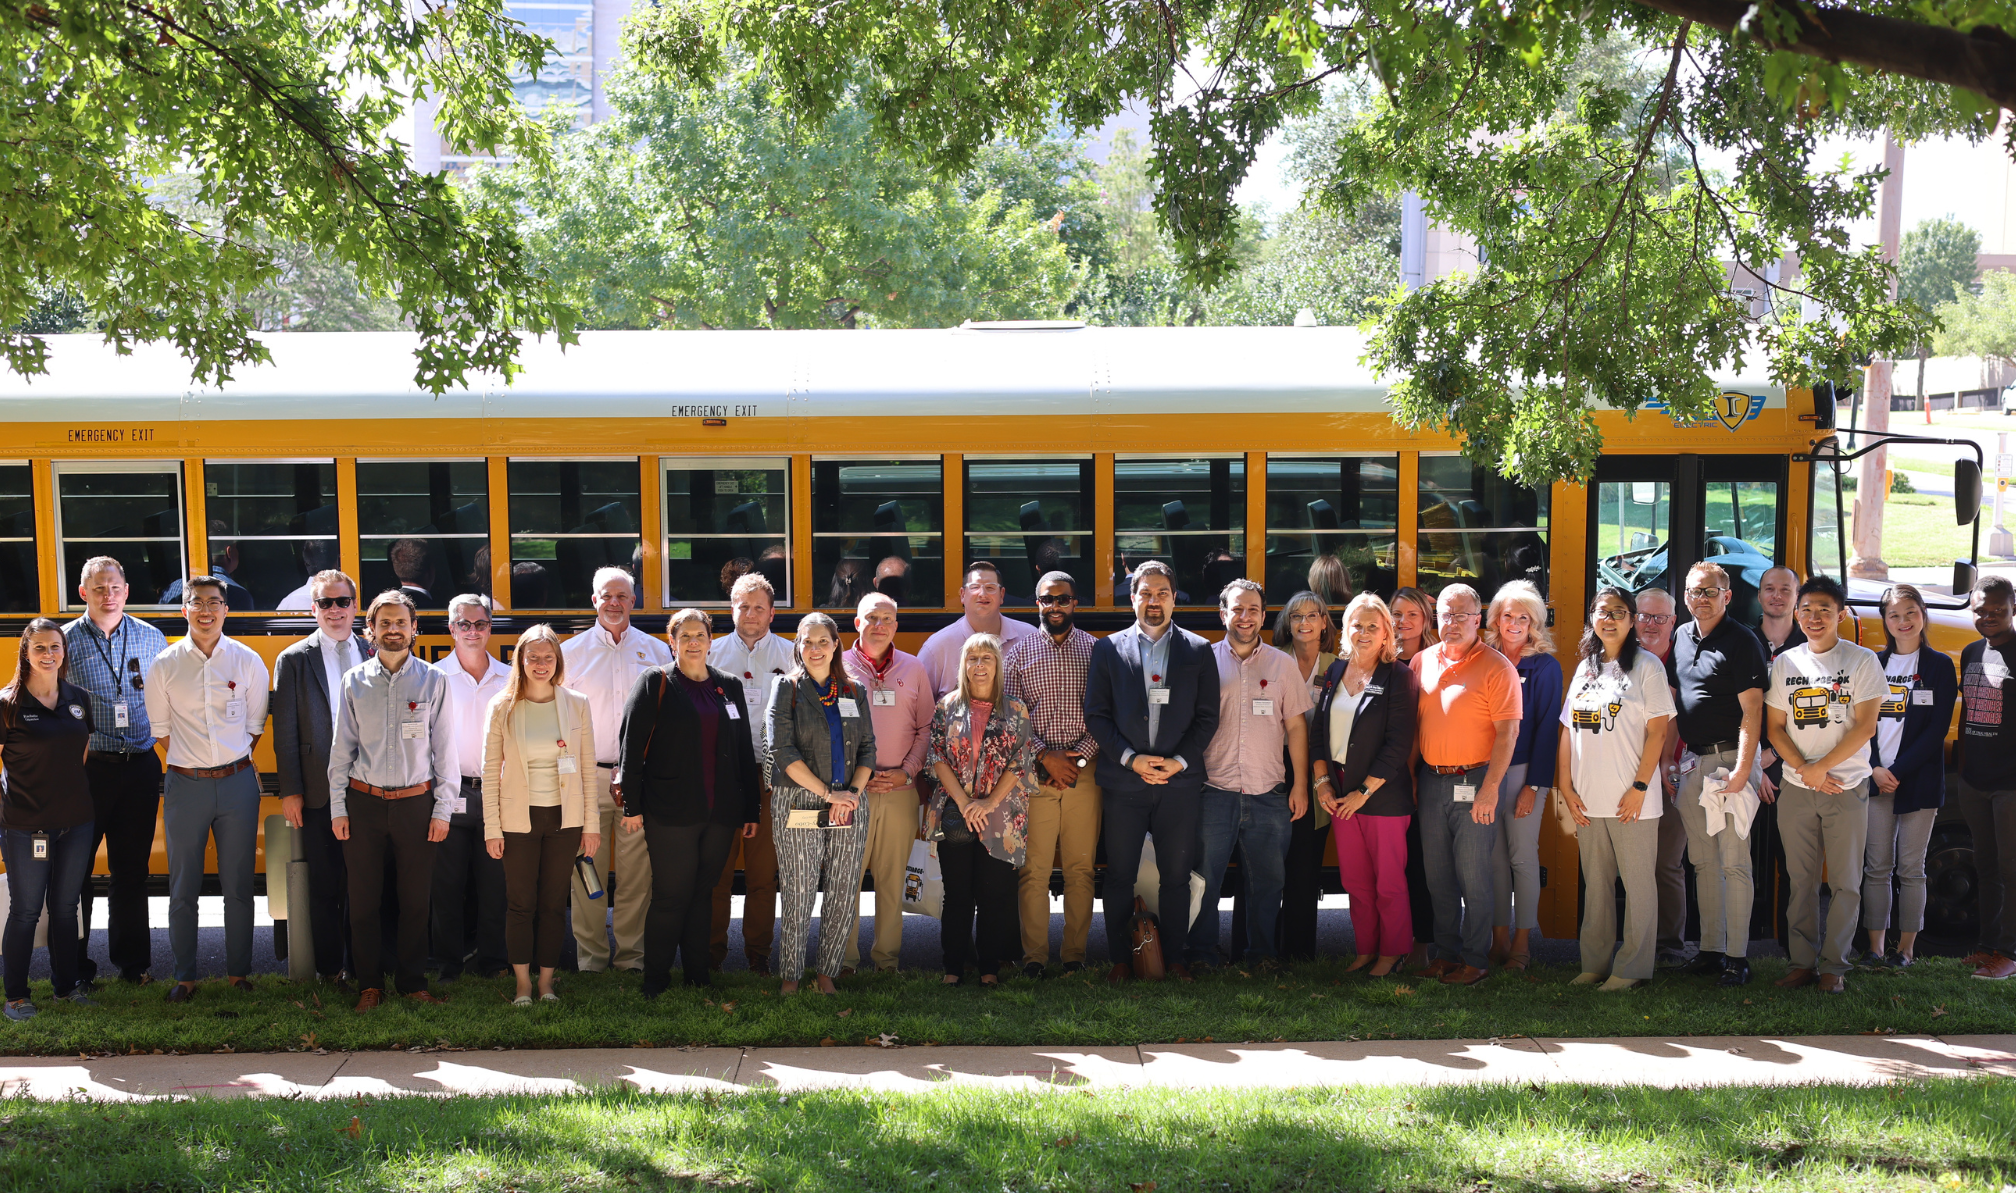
87;618;131;698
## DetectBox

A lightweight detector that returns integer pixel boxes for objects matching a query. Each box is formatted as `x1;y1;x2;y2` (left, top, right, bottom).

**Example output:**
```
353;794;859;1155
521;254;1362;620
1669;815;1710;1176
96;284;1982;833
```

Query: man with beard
707;571;793;974
1002;570;1102;977
1085;560;1220;983
838;592;934;973
328;590;457;1010
917;562;1040;697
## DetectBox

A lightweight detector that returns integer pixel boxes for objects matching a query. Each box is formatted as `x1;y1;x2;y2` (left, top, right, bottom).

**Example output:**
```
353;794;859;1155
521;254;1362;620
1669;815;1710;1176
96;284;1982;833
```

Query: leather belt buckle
168;757;252;781
1428;761;1489;775
347;779;431;800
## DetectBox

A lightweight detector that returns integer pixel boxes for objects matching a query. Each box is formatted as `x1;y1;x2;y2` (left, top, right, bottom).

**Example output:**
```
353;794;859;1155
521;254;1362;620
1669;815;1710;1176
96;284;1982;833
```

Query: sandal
1504;953;1531;972
512;994;533;1007
941;974;964;986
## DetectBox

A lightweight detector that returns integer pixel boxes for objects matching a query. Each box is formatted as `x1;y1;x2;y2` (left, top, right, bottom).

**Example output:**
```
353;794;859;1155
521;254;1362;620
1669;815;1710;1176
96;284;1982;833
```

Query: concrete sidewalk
3;1035;2012;1101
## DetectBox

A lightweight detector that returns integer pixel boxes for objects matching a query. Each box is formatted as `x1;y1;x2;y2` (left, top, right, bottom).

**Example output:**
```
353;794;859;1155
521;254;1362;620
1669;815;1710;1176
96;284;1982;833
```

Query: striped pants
772;785;871;980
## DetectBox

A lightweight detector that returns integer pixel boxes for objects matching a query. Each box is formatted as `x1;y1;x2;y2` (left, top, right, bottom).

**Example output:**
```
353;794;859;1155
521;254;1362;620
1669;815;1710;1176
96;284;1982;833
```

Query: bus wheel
1923;823;1979;940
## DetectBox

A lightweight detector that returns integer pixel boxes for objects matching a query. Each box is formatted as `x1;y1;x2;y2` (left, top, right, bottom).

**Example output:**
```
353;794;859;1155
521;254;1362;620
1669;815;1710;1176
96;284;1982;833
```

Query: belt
1687;740;1743;756
596;762;617;770
167;757;252;780
1426;761;1490;775
90;747;154;761
460;775;483;787
347;778;431;800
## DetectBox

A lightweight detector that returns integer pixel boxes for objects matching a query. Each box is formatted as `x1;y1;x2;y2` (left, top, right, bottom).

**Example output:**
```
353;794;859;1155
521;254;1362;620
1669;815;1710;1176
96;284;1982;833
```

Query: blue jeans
1417;764;1501;970
2;822;96;1001
1189;784;1293;965
164;768;262;983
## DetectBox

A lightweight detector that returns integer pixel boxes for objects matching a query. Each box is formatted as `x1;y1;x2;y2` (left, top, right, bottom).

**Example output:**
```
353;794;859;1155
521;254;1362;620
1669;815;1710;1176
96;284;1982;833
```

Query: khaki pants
571;770;651;971
1780;778;1870;976
709;795;778;970
1019;769;1103;966
842;786;920;971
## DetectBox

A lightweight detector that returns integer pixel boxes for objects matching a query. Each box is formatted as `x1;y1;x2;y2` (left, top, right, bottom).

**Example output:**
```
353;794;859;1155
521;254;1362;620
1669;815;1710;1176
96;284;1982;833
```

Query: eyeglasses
450;619;492;632
185;599;227;612
1636;613;1674;626
1594;609;1632;622
1034;595;1076;607
1683;587;1726;599
1440;612;1479;623
313;596;355;610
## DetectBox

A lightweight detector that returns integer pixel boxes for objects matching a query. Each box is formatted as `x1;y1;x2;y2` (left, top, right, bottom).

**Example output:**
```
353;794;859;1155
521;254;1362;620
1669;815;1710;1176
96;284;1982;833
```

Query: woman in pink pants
1310;594;1420;976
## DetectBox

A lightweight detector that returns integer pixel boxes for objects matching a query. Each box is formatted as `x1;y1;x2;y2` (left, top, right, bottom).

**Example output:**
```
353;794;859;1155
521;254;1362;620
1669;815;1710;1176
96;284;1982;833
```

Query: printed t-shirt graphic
1557;651;1675;819
1765;639;1886;788
1959;638;2016;790
1872;650;1919;769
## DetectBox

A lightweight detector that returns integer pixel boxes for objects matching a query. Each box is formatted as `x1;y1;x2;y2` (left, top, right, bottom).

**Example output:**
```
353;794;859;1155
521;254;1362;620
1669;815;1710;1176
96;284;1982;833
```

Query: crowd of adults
3;550;2014;1019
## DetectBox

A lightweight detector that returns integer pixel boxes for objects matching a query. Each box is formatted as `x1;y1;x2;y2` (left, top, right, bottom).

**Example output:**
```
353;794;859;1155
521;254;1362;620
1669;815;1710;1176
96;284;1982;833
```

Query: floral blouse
926;694;1036;868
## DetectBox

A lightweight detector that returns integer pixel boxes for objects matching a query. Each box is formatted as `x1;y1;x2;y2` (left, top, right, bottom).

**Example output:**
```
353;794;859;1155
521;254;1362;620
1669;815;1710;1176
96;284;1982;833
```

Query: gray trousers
1491;763;1543;931
1654;796;1688;953
1779;778;1871;976
1958;780;2016;957
1576;815;1660;980
1862;793;1937;933
772;785;871;980
1675;746;1760;957
1418;765;1499;969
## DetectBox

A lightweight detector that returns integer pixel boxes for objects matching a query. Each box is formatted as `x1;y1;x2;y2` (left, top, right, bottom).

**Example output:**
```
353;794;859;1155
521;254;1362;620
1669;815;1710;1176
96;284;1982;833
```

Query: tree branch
1628;0;2016;109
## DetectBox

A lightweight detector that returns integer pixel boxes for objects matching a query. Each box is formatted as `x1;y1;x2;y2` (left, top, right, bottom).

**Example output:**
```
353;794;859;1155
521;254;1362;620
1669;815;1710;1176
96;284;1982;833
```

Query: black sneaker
1061;961;1085;976
1022;962;1048;981
1717;957;1751;987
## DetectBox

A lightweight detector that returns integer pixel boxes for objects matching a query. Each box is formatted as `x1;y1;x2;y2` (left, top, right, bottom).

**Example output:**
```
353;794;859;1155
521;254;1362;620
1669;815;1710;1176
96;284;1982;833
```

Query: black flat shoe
1683;953;1725;977
1022;962;1047;981
1061;961;1085;975
1717;960;1751;987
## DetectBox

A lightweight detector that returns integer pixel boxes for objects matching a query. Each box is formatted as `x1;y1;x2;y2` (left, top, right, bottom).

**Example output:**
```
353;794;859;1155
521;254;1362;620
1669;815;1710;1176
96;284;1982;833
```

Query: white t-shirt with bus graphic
1558;651;1676;819
1873;650;1920;770
1766;639;1887;788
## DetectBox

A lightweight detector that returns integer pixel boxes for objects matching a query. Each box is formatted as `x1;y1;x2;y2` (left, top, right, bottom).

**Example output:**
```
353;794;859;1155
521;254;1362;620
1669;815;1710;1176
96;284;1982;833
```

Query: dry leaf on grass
341;1117;362;1139
838;1008;853;1018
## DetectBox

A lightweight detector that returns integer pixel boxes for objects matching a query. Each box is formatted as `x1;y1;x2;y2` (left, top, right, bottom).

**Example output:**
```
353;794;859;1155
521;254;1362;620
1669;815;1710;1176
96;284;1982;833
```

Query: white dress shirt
708;630;796;749
916;614;1041;697
143;635;271;770
433;651;511;780
316;630;366;738
561;623;672;765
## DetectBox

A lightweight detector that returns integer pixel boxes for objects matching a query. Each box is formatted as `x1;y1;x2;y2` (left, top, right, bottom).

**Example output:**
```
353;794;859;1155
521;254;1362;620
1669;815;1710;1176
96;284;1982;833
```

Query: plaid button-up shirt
62;614;168;752
1002;627;1100;759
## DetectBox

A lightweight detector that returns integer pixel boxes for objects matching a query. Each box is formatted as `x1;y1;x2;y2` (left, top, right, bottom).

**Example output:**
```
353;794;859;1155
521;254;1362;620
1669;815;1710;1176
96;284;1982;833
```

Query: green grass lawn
3;953;2009;1057
1846;493;1989;567
4;1079;2011;1191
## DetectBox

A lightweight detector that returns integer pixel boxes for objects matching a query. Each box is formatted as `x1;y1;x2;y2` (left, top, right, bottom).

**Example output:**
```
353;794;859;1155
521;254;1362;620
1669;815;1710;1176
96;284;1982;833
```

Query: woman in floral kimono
927;633;1036;986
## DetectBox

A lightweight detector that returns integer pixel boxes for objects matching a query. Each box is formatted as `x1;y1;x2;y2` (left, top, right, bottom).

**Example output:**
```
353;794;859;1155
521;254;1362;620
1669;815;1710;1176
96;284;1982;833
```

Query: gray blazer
272;630;370;808
765;672;877;792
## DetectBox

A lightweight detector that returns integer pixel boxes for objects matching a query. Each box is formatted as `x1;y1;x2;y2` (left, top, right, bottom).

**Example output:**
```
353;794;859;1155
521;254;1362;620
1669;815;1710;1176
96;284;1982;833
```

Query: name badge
113;701;130;728
453;795;469;815
1911;689;1934;705
558;754;579;775
1363;684;1383;696
1252;698;1274;716
873;689;897;707
1452;784;1477;803
400;719;425;740
786;809;822;830
1149;689;1171;705
837;698;860;718
223;699;245;722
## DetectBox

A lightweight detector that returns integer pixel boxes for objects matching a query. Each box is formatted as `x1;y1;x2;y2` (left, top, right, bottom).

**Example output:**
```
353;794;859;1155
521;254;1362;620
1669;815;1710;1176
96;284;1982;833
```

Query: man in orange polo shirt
1412;583;1522;986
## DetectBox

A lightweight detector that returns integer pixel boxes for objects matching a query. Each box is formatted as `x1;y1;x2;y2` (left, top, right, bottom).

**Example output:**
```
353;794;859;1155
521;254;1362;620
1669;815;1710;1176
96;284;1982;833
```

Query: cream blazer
481;686;595;840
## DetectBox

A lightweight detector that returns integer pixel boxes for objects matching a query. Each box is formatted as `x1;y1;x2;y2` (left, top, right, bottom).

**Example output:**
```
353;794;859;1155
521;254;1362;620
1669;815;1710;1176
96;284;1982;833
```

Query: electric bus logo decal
1646;392;1767;431
1880;683;1909;720
1789;686;1833;727
1572;699;1624;733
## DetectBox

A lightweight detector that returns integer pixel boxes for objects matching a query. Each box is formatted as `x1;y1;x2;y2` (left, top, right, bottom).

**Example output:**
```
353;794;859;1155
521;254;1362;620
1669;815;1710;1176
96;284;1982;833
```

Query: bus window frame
51;459;188;612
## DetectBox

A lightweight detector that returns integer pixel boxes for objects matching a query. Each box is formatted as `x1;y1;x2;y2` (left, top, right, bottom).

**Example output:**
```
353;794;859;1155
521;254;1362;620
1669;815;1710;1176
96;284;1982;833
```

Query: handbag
901;839;944;918
1129;896;1166;980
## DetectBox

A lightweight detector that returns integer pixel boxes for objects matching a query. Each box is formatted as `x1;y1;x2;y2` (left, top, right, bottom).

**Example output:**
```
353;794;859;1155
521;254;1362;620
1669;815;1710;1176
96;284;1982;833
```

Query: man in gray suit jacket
272;568;371;985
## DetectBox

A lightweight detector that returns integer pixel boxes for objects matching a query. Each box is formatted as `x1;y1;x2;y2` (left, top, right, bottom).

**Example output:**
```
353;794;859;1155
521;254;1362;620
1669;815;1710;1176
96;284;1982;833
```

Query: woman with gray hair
767;611;877;995
1271;590;1339;960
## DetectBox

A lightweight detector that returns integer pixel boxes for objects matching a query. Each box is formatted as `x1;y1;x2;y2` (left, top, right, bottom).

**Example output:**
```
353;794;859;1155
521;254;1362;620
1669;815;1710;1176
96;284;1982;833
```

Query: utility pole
1849;133;1904;581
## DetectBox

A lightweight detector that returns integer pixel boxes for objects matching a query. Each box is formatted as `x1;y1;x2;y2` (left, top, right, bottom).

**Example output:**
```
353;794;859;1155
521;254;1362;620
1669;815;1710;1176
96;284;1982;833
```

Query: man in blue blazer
1085;561;1220;982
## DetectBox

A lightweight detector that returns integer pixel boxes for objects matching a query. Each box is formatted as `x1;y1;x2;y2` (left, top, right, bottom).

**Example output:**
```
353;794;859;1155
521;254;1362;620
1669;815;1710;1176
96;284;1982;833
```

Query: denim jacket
764;671;878;794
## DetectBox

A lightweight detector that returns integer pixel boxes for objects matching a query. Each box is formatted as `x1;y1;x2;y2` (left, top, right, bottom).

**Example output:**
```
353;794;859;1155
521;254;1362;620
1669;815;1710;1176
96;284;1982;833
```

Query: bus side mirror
1812;383;1838;430
1955;458;1983;526
1955;560;1978;596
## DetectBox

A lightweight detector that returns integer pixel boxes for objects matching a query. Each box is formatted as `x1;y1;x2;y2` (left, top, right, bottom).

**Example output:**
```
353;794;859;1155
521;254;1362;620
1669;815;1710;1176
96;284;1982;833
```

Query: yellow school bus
0;324;1946;940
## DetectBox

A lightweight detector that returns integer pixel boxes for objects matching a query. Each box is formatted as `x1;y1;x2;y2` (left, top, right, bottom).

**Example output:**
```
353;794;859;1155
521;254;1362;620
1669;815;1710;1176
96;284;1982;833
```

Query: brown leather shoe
1439;964;1489;986
1106;962;1133;985
1961;949;1995;969
1167;963;1196;983
164;982;197;1004
228;977;254;993
1413;958;1458;979
1972;954;2016;981
354;988;384;1012
1773;967;1818;989
837;967;857;979
406;990;449;1006
1817;972;1847;994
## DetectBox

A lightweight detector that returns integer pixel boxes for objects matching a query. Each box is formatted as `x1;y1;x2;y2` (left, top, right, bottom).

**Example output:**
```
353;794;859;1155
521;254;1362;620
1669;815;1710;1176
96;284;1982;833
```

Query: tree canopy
629;0;2014;483
1935;271;2016;364
1;0;571;390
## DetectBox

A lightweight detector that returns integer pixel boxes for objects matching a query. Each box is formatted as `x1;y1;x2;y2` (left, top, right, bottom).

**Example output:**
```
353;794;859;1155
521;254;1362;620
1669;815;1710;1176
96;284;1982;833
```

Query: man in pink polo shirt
840;592;935;973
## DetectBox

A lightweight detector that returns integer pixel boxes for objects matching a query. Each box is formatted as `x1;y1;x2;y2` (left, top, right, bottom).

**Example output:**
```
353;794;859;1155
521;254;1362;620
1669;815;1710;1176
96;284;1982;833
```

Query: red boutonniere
1150;674;1162;684
557;739;568;750
226;680;237;692
408;701;418;712
1259;678;1270;690
744;671;754;680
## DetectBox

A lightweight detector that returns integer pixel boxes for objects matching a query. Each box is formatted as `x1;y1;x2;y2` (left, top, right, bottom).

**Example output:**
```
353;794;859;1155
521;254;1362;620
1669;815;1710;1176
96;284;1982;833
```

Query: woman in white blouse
482;625;598;1006
1558;586;1674;992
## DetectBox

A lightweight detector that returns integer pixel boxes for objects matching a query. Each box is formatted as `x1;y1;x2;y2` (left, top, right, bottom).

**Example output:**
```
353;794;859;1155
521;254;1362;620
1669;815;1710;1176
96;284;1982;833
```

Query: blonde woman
1483;579;1561;970
767;612;878;995
482;625;598;1006
1388;584;1441;968
1272;590;1339;960
1391;587;1440;663
927;633;1036;986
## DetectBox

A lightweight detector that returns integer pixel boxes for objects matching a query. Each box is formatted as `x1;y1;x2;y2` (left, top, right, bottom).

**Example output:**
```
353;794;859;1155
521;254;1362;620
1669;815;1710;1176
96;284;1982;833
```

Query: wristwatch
1075;755;1088;768
1630;780;1649;792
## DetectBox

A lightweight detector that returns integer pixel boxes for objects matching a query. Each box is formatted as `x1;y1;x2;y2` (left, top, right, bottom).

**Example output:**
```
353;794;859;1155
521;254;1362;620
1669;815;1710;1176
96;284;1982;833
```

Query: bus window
357;460;490;610
0;464;38;614
203;461;338;611
814;459;944;609
1264;455;1399;603
1594;479;1670;595
1417;456;1549;599
509;459;641;609
1811;459;1847;584
53;462;185;610
663;458;789;605
965;459;1093;606
1115;456;1245;605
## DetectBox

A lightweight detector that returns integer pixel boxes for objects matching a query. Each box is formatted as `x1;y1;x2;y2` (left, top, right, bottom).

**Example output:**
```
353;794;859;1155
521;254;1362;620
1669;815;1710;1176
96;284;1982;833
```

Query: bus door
1588;454;1788;619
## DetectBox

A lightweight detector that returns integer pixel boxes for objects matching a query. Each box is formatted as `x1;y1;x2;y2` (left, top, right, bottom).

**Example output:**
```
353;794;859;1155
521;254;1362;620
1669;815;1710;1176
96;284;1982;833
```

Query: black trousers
80;750;161;980
1404;808;1435;946
342;790;437;995
432;800;508;978
643;820;737;986
1101;786;1203;964
502;805;581;969
938;839;1022;976
1749;781;1794;949
297;798;352;978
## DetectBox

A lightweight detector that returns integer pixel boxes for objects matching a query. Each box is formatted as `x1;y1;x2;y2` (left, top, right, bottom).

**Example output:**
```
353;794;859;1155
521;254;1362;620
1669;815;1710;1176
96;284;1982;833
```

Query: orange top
1412;642;1523;767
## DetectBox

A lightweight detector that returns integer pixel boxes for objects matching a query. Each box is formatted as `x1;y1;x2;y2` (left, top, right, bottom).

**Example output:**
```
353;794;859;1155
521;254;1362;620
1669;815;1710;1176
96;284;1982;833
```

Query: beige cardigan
481;686;595;840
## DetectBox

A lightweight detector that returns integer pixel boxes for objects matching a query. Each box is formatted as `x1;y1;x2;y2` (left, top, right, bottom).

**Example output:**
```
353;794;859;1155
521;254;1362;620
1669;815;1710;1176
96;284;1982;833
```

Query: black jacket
618;665;760;827
1084;623;1220;795
1871;646;1958;816
1309;658;1419;817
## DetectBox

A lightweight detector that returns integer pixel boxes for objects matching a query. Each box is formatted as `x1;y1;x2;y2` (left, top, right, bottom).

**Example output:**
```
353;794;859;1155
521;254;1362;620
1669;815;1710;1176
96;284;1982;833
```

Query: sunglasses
313;596;355;610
